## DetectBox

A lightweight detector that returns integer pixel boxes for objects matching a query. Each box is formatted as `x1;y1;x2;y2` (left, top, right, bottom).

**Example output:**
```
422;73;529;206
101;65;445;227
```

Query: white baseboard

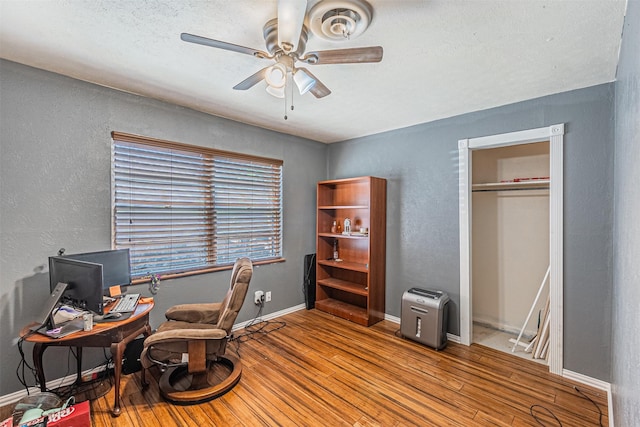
232;303;306;331
562;369;613;427
384;314;400;324
447;333;462;344
384;314;461;343
562;369;611;391
0;387;41;409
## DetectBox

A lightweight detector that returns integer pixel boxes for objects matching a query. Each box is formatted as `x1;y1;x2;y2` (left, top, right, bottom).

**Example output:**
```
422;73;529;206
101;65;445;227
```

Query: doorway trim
458;124;564;375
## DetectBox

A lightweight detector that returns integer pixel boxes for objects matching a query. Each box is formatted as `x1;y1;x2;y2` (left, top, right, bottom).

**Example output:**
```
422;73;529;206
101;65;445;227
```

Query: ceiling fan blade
180;33;271;59
310;80;331;98
301;46;383;65
277;0;307;52
297;68;331;98
233;67;270;90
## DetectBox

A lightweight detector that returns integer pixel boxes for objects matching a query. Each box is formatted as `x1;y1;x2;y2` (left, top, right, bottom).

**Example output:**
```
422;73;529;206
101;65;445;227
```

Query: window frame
111;131;284;281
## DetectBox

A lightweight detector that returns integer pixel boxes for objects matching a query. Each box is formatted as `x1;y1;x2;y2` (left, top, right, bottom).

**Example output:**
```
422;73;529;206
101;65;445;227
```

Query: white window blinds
111;132;283;277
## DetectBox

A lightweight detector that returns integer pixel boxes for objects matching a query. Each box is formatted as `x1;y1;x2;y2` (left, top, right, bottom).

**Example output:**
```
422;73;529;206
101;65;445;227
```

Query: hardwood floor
7;309;609;426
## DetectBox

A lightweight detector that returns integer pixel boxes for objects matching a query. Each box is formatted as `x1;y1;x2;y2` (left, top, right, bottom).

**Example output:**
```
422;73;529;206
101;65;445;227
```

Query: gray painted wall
0;59;326;396
612;0;640;424
327;83;615;382
0;56;622;396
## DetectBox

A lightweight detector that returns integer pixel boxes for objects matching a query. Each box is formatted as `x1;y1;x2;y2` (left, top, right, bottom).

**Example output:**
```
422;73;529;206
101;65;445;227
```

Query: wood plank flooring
6;309;609;426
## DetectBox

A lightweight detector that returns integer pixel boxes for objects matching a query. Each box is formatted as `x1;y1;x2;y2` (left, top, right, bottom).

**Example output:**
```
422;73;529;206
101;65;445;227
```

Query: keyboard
110;293;140;313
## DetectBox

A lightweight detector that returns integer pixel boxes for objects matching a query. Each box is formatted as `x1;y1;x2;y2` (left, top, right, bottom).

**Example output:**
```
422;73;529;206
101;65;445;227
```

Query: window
111;132;283;278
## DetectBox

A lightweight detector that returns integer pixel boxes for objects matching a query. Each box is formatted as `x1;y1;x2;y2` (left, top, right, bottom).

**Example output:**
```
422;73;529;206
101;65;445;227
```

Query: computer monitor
49;257;104;315
34;282;68;329
64;249;131;294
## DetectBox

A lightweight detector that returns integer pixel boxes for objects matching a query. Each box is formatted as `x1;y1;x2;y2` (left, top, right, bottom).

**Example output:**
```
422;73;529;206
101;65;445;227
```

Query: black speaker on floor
122;337;145;374
303;253;316;310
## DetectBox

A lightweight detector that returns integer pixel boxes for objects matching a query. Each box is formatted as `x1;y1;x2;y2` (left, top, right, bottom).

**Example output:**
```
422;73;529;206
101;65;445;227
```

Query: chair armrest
144;327;228;347
165;302;222;323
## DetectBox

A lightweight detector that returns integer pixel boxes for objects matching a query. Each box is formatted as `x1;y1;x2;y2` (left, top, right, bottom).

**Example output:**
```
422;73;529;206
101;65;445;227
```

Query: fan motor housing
264;18;308;57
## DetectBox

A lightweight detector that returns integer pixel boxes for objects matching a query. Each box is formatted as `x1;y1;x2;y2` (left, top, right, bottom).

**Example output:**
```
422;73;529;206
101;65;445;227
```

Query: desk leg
110;341;125;417
76;346;83;385
33;343;46;392
110;321;153;417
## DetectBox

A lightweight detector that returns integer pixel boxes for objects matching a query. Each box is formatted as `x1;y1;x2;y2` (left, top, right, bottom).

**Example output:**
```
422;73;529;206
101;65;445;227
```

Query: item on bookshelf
343;218;352;235
333;240;339;260
331;221;337;234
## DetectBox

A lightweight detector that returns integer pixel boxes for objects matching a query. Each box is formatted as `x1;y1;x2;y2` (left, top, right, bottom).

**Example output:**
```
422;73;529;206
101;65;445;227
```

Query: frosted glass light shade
277;0;307;52
293;69;316;95
265;64;287;88
266;85;285;98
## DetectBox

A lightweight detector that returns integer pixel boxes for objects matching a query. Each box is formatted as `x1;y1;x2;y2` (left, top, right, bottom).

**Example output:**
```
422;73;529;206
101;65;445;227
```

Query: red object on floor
2;400;90;427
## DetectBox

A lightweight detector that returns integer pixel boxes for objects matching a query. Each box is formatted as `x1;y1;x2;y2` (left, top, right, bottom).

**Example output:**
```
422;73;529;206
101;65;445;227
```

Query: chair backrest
216;257;253;333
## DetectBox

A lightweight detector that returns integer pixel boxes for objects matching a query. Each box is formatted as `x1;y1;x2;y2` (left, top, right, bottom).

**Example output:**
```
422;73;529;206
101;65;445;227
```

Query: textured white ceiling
0;0;627;143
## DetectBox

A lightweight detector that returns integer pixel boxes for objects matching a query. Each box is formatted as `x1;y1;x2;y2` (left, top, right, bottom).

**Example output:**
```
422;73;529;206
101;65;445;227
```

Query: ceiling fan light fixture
293;68;316;95
277;0;307;52
265;63;287;88
266;84;286;99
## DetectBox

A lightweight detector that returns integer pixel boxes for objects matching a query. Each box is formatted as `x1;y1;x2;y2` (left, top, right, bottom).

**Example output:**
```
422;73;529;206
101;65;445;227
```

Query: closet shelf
318;205;369;210
472;179;550;192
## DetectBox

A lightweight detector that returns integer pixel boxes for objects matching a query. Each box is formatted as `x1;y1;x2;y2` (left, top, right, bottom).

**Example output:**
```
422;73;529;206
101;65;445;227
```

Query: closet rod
472;187;549;193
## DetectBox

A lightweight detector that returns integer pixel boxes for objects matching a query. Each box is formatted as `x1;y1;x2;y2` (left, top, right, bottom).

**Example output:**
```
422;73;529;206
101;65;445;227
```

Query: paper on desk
53;305;84;324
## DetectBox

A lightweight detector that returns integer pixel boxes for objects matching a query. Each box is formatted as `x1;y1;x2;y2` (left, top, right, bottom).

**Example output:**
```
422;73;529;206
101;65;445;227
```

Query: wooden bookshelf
315;176;386;326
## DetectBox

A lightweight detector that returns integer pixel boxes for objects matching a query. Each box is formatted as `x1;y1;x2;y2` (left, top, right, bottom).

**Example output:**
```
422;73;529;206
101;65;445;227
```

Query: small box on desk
2;400;90;427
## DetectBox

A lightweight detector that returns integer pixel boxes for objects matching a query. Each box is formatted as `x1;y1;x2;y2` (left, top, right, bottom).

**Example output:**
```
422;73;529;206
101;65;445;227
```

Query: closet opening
458;124;564;375
471;142;550;365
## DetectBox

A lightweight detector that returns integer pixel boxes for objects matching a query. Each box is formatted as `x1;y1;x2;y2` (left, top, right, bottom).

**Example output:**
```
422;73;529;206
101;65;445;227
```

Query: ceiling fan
180;0;383;102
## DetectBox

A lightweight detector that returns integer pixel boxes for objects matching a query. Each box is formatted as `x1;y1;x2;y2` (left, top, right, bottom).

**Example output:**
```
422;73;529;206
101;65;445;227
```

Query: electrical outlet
254;290;264;305
265;291;272;302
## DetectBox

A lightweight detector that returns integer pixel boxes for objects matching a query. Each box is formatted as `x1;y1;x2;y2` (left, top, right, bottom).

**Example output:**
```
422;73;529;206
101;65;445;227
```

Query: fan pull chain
290;72;295;112
284;71;289;120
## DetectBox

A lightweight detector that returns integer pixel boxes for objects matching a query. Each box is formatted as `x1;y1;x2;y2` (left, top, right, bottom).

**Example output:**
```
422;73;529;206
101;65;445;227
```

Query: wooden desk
20;302;154;417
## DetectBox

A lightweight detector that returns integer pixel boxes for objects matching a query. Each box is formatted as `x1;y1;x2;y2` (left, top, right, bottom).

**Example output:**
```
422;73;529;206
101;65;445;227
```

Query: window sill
131;257;286;284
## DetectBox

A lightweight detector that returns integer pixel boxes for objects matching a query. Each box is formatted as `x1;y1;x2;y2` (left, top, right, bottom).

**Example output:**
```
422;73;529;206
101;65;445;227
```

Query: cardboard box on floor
1;400;90;427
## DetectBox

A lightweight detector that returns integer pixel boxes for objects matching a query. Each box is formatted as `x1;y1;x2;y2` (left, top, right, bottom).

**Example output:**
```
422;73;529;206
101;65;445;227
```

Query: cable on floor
529;386;605;427
50;355;113;402
574;386;604;427
229;302;286;357
530;404;562;426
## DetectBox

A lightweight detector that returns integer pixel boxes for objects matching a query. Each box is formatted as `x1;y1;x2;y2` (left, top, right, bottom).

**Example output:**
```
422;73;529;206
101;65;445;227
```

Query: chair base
158;354;242;405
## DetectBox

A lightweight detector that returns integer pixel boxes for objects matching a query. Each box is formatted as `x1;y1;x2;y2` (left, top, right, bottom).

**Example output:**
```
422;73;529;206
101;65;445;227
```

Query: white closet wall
472;142;550;337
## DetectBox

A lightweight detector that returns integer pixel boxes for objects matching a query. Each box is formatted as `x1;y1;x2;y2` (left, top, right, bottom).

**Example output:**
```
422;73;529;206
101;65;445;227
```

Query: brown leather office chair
140;257;252;404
